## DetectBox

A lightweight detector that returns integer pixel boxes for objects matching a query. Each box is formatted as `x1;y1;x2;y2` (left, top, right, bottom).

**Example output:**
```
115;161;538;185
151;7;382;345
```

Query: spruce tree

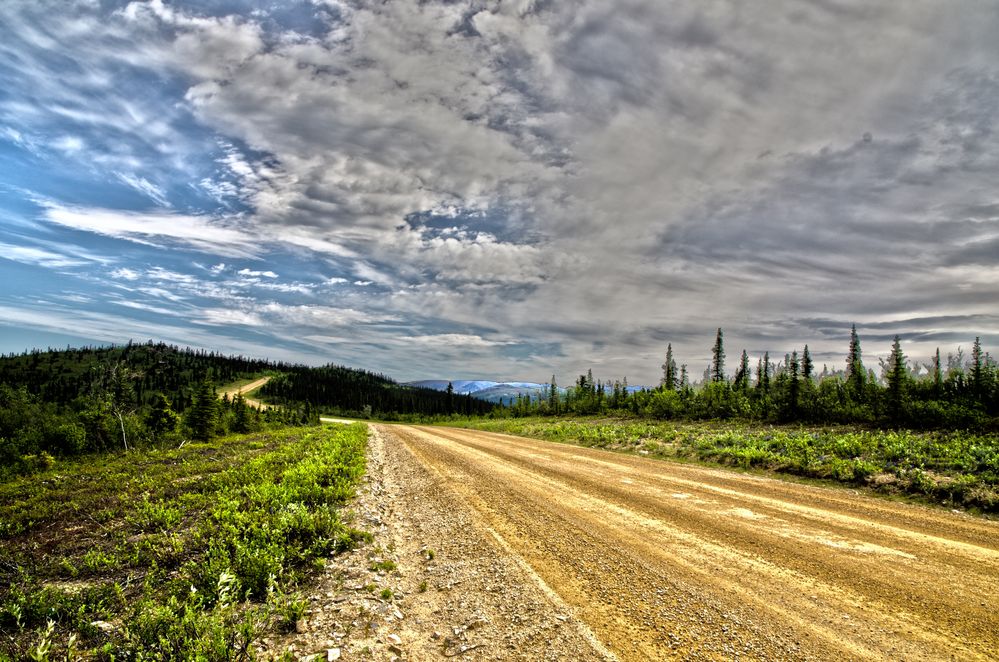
886;335;907;422
733;350;750;391
187;379;218;441
661;344;678;391
232;392;251;433
711;328;726;382
549;375;558;414
846;324;866;396
933;348;943;397
802;345;813;382
971;336;984;398
784;350;800;419
147;392;179;437
758;352;771;392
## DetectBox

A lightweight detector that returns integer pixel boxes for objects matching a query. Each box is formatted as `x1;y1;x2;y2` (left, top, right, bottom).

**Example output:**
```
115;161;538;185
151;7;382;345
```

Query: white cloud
195;308;263;327
41;203;261;258
237;268;278;278
115;172;169;207
110;267;141;280
407;334;516;349
0;242;90;268
52;135;85;154
111;299;179;316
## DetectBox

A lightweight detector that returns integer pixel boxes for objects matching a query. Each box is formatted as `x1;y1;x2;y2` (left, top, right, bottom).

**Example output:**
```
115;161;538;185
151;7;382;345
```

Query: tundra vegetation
0;424;369;660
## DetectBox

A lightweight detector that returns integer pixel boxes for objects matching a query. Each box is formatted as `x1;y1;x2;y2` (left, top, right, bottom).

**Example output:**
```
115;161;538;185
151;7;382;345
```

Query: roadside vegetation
498;329;998;430
444;417;999;512
441;328;999;512
0;424;369;660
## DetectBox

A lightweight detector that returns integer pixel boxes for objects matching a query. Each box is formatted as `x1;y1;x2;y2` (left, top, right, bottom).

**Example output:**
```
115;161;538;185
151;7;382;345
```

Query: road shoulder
258;423;611;661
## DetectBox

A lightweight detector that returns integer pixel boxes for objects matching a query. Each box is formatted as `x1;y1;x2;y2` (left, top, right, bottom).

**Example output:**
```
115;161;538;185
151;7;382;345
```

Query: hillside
0;342;493;473
0;342;491;416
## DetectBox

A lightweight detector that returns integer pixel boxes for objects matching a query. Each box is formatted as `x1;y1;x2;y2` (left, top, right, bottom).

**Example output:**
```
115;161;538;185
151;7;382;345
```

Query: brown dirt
221;376;272;410
370;423;999;661
260;424;611;661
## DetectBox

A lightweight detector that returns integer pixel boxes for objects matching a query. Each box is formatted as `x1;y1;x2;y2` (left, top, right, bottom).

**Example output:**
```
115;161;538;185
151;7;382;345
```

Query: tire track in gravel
382;424;999;661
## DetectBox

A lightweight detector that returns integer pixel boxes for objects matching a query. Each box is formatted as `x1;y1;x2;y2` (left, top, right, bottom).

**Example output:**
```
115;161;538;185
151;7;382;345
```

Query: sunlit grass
0;424;370;660
444;417;999;512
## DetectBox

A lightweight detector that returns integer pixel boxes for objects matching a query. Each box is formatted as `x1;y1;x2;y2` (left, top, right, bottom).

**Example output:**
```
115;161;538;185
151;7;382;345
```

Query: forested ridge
259;366;494;418
0;341;490;476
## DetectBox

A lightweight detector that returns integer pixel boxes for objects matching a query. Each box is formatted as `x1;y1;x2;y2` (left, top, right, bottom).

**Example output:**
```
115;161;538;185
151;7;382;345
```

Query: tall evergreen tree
886;335;908;422
933;348;943;397
549;375;559;413
661;344;678;391
711;328;726;382
679;364;689;390
971;336;985;398
734;350;750;391
802;345;814;381
787;350;800;417
147;392;179;437
757;352;771;392
231;392;251;433
187;379;219;441
846;324;866;396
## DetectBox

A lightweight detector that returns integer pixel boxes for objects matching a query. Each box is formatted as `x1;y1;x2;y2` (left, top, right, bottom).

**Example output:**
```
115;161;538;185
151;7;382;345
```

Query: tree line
259;368;494;418
504;327;998;429
0;341;492;476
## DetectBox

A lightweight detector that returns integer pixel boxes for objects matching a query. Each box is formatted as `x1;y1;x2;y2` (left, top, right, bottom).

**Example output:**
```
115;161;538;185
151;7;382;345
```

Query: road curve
379;424;999;661
221;376;271;409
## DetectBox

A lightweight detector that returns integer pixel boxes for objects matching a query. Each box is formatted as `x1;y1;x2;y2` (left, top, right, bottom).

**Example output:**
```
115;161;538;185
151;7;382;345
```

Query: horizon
2;1;998;383
0;332;984;389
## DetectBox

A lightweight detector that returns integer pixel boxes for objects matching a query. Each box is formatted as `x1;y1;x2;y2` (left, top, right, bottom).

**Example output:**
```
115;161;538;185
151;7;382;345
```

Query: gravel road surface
377;424;999;661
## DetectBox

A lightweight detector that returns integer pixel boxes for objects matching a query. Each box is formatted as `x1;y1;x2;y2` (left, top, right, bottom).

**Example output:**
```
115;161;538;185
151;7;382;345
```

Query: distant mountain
406;379;553;404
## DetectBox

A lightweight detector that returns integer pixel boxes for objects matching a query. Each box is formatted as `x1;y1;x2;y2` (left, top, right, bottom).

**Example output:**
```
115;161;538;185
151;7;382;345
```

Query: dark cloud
1;0;998;382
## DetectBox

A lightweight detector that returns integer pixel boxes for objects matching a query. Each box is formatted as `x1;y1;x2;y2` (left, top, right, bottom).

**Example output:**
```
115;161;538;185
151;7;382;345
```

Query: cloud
41;203;261;257
110;267;141;281
407;334;516;349
115;172;170;206
2;0;999;382
194;302;396;329
237;268;278;278
0;242;90;269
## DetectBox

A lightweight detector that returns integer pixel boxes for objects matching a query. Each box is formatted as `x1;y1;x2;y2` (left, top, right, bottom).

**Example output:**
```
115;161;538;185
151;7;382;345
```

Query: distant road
221;376;272;410
380;423;999;660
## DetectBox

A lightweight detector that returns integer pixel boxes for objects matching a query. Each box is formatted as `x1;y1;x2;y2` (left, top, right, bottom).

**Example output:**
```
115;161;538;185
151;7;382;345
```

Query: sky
1;0;998;384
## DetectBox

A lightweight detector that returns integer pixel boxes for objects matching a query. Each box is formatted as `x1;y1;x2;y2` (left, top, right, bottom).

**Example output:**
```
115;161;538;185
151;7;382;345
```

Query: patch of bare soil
222;377;272;410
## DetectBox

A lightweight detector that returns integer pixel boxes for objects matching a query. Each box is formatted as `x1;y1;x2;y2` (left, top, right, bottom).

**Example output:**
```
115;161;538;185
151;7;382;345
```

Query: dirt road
221;376;271;409
378;424;999;661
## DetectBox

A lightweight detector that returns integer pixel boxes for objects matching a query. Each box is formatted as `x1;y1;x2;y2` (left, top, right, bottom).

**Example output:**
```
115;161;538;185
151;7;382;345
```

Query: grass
442;416;999;513
0;424;371;660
